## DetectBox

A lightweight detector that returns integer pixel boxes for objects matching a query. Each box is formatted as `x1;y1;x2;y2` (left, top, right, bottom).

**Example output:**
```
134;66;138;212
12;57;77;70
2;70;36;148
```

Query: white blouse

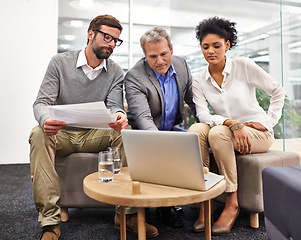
193;56;285;131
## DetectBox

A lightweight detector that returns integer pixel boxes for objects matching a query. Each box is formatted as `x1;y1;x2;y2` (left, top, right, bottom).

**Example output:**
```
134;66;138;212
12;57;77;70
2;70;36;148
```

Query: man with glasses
29;15;142;240
124;27;196;229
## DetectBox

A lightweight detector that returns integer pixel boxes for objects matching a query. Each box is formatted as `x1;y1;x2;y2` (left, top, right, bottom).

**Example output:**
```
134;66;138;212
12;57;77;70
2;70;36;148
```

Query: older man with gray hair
124;26;196;229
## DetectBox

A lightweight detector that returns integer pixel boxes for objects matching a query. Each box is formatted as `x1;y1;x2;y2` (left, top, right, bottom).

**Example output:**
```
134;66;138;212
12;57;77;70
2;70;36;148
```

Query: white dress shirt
76;48;106;80
193;56;285;131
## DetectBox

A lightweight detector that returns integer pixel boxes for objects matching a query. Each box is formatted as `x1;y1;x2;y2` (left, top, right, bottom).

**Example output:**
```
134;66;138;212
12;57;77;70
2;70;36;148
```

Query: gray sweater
33;50;124;127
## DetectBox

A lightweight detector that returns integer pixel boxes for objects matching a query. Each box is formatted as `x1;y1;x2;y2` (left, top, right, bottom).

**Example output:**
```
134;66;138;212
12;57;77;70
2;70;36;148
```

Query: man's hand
243;121;267;131
109;112;128;132
43;118;66;136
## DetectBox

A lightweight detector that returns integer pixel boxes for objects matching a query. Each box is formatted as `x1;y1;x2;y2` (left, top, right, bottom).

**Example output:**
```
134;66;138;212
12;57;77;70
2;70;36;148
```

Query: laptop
121;129;224;191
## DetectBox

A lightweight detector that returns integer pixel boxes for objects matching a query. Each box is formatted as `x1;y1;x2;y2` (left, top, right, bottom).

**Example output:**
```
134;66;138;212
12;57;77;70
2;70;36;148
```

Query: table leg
137;207;146;240
204;200;211;240
119;206;126;240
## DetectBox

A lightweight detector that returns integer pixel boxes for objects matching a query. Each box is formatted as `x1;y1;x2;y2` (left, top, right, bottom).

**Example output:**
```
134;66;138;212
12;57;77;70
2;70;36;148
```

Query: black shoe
157;207;184;228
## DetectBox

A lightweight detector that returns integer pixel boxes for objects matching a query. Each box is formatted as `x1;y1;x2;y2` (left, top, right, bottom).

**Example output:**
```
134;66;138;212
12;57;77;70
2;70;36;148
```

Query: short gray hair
140;26;172;55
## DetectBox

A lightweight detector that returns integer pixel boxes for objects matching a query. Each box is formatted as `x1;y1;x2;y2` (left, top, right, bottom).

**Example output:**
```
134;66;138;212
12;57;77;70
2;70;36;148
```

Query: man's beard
92;46;113;60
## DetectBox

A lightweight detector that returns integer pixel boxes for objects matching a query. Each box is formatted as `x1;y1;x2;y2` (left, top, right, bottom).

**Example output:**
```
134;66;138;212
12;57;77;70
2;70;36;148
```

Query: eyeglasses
93;30;123;47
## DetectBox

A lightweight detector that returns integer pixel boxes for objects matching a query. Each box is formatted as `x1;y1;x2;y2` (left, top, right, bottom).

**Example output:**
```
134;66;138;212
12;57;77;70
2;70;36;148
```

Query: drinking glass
108;147;121;174
98;151;114;182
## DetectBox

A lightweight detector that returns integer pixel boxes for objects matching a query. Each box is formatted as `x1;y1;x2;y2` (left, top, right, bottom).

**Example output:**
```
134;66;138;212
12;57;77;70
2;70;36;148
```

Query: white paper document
47;101;116;129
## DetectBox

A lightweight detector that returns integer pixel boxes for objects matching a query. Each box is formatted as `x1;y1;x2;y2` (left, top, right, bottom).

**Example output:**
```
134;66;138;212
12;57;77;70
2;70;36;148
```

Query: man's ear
170;45;173;55
87;29;95;44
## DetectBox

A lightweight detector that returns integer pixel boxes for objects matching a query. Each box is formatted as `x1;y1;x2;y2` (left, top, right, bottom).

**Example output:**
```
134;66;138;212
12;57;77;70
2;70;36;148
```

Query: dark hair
87;15;123;44
195;16;237;49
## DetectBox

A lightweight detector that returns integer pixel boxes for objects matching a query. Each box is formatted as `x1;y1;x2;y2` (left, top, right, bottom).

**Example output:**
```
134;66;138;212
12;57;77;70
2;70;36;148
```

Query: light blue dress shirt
154;65;179;131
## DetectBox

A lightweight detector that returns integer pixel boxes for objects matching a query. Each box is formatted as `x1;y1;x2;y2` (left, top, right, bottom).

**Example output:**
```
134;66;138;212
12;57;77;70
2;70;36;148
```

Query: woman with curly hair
189;16;285;235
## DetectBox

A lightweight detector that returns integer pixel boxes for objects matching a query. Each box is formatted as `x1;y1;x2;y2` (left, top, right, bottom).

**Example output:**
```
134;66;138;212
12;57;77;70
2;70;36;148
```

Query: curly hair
195;16;237;49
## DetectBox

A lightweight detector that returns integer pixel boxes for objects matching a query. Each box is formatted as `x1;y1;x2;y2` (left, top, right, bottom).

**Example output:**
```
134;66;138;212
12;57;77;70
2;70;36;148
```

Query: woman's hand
233;121;266;154
223;119;251;154
232;127;251;154
243;121;267;131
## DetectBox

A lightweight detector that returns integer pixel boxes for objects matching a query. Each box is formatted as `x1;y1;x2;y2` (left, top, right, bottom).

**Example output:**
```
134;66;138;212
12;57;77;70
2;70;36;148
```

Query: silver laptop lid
121;130;223;191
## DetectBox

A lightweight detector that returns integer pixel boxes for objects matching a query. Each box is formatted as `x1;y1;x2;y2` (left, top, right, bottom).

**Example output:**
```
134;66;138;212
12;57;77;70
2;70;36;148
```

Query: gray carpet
0;164;269;240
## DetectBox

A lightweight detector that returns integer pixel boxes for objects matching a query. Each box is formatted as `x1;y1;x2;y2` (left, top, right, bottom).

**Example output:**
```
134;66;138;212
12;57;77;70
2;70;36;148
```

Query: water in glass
98;151;114;182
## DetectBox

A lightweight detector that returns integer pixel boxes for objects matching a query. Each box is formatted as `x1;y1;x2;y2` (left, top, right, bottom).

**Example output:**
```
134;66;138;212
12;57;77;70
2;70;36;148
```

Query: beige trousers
188;123;274;192
29;126;126;227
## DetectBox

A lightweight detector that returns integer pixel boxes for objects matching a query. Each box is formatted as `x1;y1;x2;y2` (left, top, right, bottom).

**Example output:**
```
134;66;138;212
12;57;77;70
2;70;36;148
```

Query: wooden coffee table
83;167;226;240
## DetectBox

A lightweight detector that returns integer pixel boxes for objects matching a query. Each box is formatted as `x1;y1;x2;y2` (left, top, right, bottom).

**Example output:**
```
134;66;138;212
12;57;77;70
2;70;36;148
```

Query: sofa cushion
263;165;301;240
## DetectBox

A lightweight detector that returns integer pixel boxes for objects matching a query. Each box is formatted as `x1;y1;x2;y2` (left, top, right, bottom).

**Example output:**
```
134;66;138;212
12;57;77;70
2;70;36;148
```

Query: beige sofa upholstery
55;153;113;221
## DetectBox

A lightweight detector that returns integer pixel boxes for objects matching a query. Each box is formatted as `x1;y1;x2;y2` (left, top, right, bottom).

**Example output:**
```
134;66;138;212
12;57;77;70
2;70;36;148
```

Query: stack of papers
47;101;116;129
